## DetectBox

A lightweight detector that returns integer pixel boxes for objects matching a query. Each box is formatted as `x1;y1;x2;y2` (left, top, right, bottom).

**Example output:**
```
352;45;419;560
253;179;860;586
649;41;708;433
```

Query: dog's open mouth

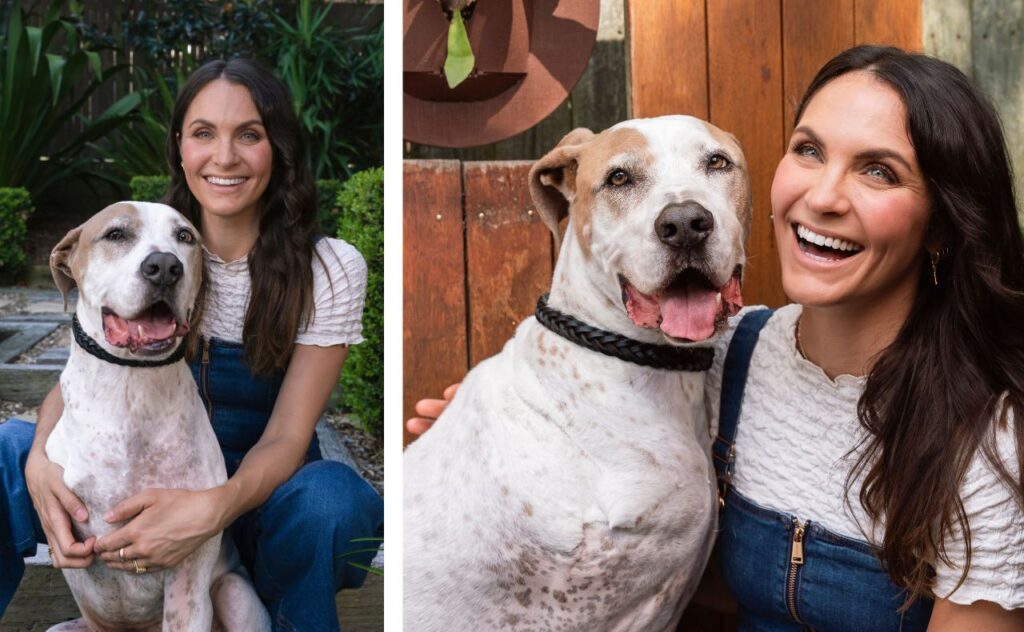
102;301;189;353
620;267;743;342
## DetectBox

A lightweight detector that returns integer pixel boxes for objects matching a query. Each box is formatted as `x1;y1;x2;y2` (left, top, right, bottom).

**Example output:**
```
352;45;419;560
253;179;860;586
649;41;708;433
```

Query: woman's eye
794;143;819;159
606;169;631;187
104;228;126;241
194;130;212;140
866;164;897;183
240;131;261;142
177;228;195;244
708;154;731;170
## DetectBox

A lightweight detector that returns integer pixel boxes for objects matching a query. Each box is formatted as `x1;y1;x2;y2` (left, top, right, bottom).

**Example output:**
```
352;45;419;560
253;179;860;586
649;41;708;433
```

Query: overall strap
713;308;775;505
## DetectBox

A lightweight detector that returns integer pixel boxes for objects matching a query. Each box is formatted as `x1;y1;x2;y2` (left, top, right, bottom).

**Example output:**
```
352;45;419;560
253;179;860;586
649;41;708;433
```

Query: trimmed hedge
335;167;383;437
0;188;34;283
316;179;346;238
130;175;170;202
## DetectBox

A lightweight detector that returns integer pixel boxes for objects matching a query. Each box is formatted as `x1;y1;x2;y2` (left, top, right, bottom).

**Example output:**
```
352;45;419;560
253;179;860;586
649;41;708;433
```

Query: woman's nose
213;137;238;166
803;167;851;216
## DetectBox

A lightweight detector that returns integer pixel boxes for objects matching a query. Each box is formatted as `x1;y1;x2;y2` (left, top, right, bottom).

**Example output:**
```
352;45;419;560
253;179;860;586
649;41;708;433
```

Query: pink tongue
659;286;719;341
103;311;180;350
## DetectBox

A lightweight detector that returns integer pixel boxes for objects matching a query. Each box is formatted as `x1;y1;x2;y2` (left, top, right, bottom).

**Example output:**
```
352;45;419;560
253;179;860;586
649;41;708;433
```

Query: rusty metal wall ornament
404;0;600;148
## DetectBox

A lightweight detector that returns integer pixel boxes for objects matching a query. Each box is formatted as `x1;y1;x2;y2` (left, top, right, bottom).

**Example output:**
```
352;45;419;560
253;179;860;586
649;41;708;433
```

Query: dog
404;116;750;630
44;202;270;631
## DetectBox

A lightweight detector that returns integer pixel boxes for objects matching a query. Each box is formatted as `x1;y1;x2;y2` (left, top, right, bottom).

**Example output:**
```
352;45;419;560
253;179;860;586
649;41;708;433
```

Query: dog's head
529;115;751;344
50;202;203;358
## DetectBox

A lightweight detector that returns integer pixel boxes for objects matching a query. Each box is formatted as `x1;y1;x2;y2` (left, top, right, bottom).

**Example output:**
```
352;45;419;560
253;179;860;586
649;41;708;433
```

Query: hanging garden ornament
440;0;478;88
404;0;600;148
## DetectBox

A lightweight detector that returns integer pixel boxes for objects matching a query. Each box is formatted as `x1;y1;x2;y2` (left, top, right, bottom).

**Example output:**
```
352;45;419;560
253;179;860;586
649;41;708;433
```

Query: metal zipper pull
791;519;805;565
201;338;210;364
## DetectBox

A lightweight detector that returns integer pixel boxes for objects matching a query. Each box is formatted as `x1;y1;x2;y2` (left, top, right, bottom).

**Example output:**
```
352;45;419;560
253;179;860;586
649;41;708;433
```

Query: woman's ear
528;128;596;239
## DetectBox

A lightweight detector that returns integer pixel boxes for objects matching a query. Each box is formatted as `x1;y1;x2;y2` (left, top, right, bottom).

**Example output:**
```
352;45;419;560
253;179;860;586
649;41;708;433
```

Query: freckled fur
45;202;270;632
405;117;751;630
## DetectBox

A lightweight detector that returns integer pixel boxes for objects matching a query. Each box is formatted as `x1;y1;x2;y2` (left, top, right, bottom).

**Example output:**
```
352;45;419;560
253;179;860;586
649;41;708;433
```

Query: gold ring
118;547;125;563
132;559;146;574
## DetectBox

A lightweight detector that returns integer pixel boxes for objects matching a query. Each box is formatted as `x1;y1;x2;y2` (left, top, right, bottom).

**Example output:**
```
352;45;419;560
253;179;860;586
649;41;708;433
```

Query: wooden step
1;564;383;631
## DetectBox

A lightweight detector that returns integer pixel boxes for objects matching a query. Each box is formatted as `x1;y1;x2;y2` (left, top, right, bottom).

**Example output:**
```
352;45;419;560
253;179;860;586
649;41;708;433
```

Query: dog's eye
104;228;126;242
708;154;731;171
177;228;195;244
606;169;631;187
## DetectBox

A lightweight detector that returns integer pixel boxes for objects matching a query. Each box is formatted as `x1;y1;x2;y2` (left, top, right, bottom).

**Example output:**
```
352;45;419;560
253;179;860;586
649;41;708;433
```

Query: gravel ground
325;412;384;495
13;324;70;364
0;400;33;421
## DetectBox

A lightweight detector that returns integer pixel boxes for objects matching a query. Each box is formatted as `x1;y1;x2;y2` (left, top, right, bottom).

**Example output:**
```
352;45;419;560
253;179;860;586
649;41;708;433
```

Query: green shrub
130;176;171;202
0;188;34;283
335;167;383;436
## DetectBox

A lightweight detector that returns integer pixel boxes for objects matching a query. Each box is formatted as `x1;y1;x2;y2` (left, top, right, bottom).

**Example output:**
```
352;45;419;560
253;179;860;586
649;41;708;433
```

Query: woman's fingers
414;398;450;419
442;382;461;400
407;383;461;436
406;417;435;435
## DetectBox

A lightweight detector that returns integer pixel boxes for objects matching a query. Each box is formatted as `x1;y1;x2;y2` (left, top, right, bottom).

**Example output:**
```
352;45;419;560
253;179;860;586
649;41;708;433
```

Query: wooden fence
403;1;922;445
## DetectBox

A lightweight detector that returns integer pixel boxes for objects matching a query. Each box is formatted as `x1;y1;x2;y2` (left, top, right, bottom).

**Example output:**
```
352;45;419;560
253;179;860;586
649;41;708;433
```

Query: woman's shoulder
313;237;367;277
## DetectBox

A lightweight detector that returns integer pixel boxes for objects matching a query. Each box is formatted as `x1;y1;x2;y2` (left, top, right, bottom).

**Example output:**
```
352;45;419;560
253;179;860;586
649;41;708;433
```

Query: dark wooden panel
855;0;923;50
782;0;855;138
403;160;467;447
464;162;553;366
707;0;786;308
629;0;708;119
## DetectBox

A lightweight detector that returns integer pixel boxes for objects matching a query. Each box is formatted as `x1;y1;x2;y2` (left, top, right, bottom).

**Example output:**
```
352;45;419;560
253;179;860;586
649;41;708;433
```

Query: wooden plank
971;0;1024;209
782;0;855;138
402;160;467;447
854;0;923;51
464;162;553;366
628;0;708;119
707;0;786;308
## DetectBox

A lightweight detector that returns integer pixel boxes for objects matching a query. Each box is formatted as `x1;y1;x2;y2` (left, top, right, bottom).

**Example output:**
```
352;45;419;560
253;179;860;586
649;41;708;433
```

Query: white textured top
706;303;1024;608
199;237;367;346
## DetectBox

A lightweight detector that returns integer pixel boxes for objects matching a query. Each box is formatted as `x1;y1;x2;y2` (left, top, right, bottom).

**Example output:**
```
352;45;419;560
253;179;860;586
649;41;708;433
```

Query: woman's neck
798;284;918;379
201;211;260;262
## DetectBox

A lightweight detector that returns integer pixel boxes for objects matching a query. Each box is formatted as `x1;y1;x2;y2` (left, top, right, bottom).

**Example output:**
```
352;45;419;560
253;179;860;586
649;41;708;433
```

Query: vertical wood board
707;0;787;308
782;0;855;138
629;0;709;119
855;0;923;50
403;161;468;446
464;162;554;366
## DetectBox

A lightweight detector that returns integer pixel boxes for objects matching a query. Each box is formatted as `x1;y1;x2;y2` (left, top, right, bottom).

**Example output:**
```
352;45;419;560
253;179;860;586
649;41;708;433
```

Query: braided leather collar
71;315;185;368
534;294;714;371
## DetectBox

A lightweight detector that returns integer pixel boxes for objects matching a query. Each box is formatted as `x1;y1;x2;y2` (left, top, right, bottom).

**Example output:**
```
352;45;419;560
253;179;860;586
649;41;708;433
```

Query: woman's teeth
206;176;246;186
796;224;863;253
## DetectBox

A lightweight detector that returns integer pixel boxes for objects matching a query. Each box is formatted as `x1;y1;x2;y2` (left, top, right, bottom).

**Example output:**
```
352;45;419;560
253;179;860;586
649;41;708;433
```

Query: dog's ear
529;128;596;238
50;226;82;311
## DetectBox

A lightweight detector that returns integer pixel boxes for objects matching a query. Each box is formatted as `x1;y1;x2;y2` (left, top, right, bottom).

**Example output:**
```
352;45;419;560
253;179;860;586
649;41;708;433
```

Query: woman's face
179;79;273;226
771;71;931;312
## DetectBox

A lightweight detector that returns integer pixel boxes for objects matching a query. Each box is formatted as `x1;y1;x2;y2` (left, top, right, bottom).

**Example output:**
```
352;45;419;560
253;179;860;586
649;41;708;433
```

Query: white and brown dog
45;202;269;631
404;116;750;630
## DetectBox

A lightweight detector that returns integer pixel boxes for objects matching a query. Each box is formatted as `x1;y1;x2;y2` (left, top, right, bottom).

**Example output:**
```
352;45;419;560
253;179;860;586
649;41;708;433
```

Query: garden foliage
335;168;383;437
129;175;170;203
0;1;139;197
0;188;34;282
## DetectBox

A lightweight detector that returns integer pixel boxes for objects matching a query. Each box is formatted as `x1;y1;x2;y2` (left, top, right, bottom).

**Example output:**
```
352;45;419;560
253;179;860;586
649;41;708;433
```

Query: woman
409;46;1024;629
0;58;383;630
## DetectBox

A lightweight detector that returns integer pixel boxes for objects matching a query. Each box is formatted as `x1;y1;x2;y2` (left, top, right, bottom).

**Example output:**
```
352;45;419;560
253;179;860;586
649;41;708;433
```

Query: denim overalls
0;337;383;632
712;309;933;631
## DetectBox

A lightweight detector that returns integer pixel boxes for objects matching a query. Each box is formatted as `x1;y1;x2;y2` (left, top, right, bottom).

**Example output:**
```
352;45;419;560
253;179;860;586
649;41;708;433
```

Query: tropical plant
0;187;34;283
268;0;383;179
0;1;140;196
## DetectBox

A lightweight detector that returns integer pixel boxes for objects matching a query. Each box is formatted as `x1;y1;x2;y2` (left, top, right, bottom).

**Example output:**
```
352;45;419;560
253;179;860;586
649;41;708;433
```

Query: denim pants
713;310;933;631
0;336;383;631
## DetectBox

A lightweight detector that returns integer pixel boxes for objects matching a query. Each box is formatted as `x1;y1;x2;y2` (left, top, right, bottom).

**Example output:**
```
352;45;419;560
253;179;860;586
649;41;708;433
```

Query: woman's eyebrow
187;118;265;129
793;125;914;172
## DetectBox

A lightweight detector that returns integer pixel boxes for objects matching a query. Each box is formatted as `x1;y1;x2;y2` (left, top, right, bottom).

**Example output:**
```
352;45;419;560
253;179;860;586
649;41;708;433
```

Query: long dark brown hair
795;46;1024;602
167;58;319;375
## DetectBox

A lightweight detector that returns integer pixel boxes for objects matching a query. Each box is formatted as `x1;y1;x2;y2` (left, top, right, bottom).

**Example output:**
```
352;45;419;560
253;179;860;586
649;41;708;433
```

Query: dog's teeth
716;293;722;308
137;325;143;336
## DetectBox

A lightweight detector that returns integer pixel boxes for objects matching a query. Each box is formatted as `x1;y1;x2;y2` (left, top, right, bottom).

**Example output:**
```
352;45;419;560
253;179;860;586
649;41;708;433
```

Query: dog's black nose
140;252;183;287
656;202;714;248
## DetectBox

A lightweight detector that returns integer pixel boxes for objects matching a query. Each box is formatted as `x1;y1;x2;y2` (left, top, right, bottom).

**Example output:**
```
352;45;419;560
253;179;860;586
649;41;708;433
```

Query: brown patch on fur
702;121;752;236
50;202;141;307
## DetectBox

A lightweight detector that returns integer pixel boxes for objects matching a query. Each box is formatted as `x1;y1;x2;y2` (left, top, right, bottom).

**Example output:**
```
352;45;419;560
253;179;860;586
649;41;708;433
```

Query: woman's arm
95;343;347;570
928;598;1024;631
23;383;95;568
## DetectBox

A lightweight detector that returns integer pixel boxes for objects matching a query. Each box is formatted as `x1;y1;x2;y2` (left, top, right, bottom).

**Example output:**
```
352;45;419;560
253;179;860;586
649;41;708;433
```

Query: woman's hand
24;449;94;569
93;487;225;573
406;383;460;435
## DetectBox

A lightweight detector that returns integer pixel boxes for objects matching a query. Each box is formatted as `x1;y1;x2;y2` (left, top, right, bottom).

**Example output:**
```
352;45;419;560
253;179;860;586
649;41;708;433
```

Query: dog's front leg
161;535;220;631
